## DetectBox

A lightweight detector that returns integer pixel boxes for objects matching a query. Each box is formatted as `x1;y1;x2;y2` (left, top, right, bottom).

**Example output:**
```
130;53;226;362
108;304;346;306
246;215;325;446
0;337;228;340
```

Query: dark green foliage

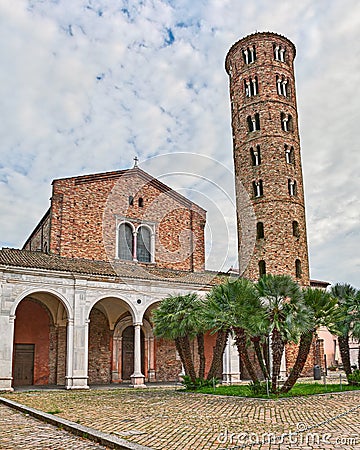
152;293;207;382
256;274;311;393
348;369;360;385
246;380;268;396
181;375;219;391
280;288;342;393
331;283;359;380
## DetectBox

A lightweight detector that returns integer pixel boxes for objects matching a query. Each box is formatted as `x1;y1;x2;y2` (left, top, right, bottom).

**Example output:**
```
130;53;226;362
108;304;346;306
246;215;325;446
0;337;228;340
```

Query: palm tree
331;283;357;379
280;287;342;393
205;277;266;383
350;291;360;369
256;274;310;393
152;293;205;383
230;278;268;382
204;282;233;380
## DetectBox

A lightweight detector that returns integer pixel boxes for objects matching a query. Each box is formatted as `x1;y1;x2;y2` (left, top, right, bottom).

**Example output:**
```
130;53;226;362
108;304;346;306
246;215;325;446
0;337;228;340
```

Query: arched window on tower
138;197;144;207
285;144;294;164
250;145;261;166
118;223;134;261
295;259;302;278
292;220;300;238
129;195;134;206
259;260;266;277
136;226;151;263
247;114;260;132
276;76;288;97
255;113;260;130
256;222;264;239
288;179;297;196
244;76;259;97
274;44;286;62
247;116;253;131
253;180;263;198
281;113;293;132
242;45;256;64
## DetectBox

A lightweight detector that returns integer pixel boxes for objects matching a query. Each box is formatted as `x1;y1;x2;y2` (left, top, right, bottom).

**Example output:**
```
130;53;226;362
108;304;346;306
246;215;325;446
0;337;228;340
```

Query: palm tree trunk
178;335;197;382
252;337;269;379
197;333;206;379
263;341;270;376
175;337;186;374
233;327;259;383
206;329;228;380
271;329;284;393
358;345;360;371
280;330;314;393
338;334;353;380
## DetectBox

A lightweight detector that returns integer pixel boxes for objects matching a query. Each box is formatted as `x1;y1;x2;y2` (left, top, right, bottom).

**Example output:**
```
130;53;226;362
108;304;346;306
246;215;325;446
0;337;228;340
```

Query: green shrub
246;380;269;396
181;376;218;390
348;369;360;385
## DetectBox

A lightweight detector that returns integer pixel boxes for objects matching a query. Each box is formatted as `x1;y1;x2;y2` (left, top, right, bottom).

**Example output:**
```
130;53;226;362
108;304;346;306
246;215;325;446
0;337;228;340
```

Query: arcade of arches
12;293;181;387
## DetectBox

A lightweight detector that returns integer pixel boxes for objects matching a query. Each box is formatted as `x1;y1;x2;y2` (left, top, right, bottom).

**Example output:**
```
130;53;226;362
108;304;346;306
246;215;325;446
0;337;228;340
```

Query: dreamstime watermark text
217;422;359;449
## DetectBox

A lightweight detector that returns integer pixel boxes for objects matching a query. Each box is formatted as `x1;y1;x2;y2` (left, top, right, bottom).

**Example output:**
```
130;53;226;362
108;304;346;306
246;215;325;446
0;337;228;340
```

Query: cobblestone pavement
2;388;360;450
0;403;109;450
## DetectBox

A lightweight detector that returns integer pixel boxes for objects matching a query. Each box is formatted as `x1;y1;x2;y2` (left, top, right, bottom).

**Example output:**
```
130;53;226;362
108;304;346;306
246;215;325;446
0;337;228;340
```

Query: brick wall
25;168;206;272
56;326;67;385
285;337;324;377
23;212;50;253
226;32;310;286
155;337;182;381
88;308;112;384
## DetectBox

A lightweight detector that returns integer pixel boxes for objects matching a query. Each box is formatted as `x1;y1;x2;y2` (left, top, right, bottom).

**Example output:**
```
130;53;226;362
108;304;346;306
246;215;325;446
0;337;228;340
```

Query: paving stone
0;404;109;449
2;388;360;449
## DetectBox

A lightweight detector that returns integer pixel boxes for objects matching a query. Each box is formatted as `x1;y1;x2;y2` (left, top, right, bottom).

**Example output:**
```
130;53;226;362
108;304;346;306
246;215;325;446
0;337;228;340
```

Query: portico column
130;323;146;388
148;336;156;381
0;314;15;391
65;318;89;390
65;318;74;389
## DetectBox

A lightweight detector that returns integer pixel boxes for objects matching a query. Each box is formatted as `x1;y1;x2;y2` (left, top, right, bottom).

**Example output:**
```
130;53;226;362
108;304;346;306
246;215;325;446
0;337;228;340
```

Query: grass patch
46;408;62;415
195;383;360;399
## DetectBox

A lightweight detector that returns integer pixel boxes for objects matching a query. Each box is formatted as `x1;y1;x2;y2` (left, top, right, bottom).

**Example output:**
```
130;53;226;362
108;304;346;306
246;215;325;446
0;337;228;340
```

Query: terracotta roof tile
0;248;228;287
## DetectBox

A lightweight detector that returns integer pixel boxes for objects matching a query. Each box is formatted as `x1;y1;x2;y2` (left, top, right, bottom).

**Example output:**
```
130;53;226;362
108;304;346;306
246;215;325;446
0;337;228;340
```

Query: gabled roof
53;166;206;213
0;248;227;287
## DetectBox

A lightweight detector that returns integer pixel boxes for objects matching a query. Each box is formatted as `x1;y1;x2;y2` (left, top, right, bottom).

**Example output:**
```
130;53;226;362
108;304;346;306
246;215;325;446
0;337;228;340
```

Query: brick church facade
0;166;226;390
0;32;328;392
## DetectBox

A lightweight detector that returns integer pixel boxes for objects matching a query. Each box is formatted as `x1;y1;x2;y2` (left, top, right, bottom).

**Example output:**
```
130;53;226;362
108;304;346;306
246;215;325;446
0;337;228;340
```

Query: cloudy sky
0;0;359;288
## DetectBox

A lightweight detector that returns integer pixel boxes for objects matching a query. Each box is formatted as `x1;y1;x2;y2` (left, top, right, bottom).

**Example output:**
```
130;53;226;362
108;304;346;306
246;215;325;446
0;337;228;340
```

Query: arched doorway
13;293;68;387
112;317;155;383
87;297;135;385
121;326;145;380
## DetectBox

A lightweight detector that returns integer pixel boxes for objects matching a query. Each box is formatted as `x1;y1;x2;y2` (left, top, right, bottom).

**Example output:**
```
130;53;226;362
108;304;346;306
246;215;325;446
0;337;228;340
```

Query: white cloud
0;0;359;288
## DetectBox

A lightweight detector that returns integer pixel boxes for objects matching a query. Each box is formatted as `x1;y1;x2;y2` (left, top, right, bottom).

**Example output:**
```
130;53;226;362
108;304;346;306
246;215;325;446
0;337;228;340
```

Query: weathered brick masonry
226;32;310;286
24;168;206;273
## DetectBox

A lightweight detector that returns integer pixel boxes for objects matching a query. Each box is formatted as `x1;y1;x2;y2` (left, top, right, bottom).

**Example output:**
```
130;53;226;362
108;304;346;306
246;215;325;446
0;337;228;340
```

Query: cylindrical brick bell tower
225;32;310;285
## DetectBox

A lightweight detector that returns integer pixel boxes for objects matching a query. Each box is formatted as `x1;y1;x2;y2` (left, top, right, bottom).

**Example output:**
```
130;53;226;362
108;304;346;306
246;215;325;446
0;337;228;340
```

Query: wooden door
122;327;134;380
13;344;35;386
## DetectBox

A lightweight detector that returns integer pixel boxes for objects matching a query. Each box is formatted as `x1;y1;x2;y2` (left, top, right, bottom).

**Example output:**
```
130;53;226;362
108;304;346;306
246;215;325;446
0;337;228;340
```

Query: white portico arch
9;288;71;390
86;294;143;386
